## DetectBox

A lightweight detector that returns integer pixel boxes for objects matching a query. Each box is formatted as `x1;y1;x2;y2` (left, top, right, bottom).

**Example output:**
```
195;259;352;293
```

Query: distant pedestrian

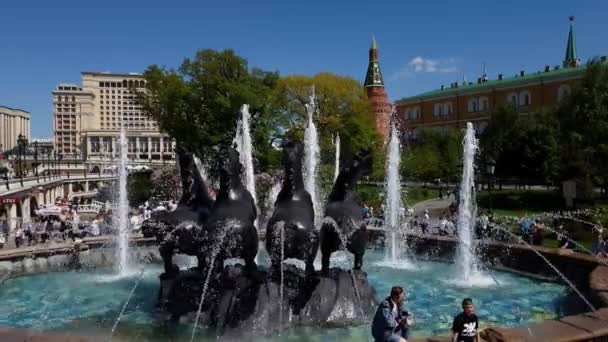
15;226;24;248
451;298;479;342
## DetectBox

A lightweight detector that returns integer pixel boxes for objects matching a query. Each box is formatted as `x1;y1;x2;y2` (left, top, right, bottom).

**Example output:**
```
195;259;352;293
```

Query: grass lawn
357;184;441;208
405;187;440;206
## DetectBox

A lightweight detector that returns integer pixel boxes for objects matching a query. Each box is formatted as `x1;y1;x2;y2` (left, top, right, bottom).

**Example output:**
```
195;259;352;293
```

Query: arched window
467;98;478;113
413;107;420;119
558;84;571;102
507;92;518;107
479;97;489;111
519;91;531;106
404;108;412;120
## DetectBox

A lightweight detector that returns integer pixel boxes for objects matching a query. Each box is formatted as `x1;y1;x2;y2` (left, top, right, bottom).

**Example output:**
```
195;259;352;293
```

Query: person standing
371;286;412;342
451;298;479;342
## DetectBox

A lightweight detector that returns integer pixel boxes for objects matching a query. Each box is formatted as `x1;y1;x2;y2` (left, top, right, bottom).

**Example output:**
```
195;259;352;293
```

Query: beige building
0;106;30;153
53;72;174;164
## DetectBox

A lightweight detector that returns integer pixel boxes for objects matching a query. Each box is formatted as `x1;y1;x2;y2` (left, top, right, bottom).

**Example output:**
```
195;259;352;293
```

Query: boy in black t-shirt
451;298;479;342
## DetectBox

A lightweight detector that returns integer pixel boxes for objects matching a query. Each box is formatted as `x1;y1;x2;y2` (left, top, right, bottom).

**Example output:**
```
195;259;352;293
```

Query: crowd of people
0;197;160;250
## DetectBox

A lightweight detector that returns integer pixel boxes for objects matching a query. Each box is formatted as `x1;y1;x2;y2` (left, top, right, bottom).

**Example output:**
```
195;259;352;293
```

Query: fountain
455;122;480;284
115;126;131;276
234;104;257;211
334;134;340;181
303;86;321;227
0;113;598;341
384;122;403;262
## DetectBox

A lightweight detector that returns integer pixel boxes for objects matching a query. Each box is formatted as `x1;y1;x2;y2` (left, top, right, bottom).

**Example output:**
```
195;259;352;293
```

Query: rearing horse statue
144;145;215;275
200;146;258;273
266;140;319;275
320;150;372;272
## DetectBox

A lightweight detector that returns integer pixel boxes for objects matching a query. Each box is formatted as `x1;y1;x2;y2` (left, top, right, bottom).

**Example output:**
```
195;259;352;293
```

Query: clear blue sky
1;0;607;138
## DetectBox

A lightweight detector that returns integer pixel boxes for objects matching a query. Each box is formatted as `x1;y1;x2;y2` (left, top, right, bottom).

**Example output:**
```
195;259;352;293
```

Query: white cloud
390;56;458;81
409;56;458;73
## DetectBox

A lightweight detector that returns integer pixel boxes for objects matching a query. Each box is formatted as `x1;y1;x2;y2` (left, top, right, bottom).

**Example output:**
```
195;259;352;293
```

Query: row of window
57;96;76;102
98;80;145;88
403;84;573;120
90;137;170;153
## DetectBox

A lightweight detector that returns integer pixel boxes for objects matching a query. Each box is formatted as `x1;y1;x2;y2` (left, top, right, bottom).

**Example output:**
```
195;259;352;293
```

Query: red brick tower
364;36;393;143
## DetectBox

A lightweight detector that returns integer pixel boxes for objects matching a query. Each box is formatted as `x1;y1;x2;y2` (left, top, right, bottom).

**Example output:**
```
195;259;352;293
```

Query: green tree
556;61;608;196
479;106;558;188
402;127;463;184
138;49;279;170
271;73;379;163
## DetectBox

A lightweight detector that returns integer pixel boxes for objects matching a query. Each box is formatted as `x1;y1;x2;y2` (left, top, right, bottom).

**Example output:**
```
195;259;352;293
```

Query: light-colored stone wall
0;106;30;153
53;72;173;161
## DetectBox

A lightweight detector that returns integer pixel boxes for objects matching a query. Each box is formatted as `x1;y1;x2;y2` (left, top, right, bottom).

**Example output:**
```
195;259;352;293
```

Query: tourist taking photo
371;286;412;342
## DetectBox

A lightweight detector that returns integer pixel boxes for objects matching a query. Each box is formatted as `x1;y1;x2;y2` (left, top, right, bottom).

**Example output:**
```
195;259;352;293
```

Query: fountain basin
0;246;572;341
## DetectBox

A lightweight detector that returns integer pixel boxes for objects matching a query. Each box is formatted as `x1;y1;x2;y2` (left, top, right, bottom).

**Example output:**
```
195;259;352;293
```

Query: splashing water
384;123;403;261
264;179;282;225
193;155;212;193
108;267;146;341
115;126;131;276
304;86;321;228
334;134;340;181
279;222;285;335
493;225;596;312
234;104;257;214
454;123;480;283
190;226;228;342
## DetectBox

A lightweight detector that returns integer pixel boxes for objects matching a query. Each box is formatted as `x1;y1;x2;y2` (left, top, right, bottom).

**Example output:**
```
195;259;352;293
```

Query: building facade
364;37;393;143
395;17;590;134
53;72;174;163
0;106;30;154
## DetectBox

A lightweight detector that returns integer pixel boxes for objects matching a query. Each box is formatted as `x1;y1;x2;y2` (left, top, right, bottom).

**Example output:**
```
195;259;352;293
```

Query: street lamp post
17;134;28;187
53;151;57;179
485;157;496;213
34;141;39;183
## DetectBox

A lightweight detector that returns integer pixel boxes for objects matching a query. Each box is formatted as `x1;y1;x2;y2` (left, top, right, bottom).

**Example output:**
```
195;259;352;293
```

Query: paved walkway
412;195;454;217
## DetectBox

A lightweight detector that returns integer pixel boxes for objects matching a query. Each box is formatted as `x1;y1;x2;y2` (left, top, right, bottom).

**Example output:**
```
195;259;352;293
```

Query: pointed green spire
365;36;384;87
563;16;578;68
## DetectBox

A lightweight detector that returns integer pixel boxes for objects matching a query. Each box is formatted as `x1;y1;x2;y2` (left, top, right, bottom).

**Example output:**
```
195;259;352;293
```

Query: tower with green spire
563;16;579;68
364;36;392;143
364;36;385;87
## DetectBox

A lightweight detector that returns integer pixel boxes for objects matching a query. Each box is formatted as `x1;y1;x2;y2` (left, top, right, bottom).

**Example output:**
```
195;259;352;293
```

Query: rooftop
396;65;588;104
81;71;143;78
0;106;30;114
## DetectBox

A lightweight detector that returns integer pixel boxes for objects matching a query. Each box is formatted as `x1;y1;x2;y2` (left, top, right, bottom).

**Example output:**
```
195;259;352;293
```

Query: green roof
395;65;587;103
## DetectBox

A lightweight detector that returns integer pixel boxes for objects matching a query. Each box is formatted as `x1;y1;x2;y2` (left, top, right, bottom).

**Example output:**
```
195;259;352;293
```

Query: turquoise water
0;250;570;341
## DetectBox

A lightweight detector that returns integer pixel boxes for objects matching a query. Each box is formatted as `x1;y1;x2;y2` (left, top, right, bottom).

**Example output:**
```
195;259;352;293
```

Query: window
128;138;136;153
151;138;160;152
507;92;518;106
91;138;100;153
163;139;171;152
443;102;452;116
519;91;531;106
433;103;443;117
467;98;478;113
558;84;571;102
479;97;489;111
